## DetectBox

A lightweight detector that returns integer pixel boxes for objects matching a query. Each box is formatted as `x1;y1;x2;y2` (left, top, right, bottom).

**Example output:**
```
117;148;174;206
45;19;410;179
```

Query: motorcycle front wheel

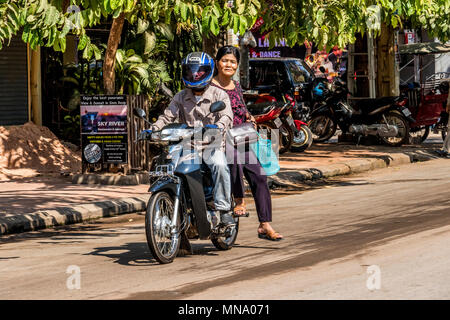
211;217;239;250
145;191;181;264
409;126;430;143
291;124;313;152
308;114;337;142
279;123;294;154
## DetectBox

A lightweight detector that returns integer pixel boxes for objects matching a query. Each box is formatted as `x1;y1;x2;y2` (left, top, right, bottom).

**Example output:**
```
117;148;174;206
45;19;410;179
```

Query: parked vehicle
282;93;313;152
133;102;239;264
244;58;315;153
245;93;293;154
248;57;316;103
398;42;450;143
308;79;413;146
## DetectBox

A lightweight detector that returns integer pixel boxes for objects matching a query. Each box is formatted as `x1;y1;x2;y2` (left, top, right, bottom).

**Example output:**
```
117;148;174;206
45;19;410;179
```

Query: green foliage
62;114;81;145
260;0;450;50
2;0;449;98
1;0;450;54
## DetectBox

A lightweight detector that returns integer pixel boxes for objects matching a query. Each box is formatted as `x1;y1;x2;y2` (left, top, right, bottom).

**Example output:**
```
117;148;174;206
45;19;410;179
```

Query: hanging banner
80;95;128;165
249;30;309;59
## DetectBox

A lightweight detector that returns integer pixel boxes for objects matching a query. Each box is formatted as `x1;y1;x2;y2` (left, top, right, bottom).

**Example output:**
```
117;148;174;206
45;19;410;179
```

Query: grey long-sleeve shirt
152;86;233;131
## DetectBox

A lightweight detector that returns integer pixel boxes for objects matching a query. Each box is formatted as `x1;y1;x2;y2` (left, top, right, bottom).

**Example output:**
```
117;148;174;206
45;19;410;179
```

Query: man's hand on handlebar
138;129;152;140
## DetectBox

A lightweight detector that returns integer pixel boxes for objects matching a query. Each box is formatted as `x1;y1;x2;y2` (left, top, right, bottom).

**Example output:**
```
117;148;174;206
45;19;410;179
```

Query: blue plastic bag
250;132;280;176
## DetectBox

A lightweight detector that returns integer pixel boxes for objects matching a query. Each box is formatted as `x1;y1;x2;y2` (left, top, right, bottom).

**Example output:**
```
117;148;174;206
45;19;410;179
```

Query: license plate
286;115;295;126
402;108;412;117
273;117;282;128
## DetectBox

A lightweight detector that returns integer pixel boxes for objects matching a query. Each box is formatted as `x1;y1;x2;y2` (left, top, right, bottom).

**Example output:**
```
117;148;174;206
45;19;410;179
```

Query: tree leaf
144;31;156;54
180;2;188;20
211;15;219;36
156;22;174;41
137;18;149;34
78;34;89;50
110;0;122;11
59;35;66;52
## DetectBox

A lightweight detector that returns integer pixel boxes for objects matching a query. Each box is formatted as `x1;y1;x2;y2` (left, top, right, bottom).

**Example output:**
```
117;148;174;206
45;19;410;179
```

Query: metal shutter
0;35;28;126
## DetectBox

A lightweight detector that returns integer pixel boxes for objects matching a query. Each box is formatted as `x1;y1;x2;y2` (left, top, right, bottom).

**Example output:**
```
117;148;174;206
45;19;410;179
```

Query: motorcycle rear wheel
257;122;293;154
308;114;337;142
145;191;181;264
291;124;313;152
379;111;410;147
211;217;239;250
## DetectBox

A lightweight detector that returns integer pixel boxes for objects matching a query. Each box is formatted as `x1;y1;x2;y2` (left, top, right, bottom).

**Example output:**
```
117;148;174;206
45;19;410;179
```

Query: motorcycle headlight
159;128;193;141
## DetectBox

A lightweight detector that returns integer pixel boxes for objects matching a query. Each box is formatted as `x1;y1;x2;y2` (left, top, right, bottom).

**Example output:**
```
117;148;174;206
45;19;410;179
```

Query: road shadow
0;223;142;245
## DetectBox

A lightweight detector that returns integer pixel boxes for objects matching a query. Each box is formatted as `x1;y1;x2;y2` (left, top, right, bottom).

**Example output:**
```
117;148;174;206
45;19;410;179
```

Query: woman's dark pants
228;146;272;223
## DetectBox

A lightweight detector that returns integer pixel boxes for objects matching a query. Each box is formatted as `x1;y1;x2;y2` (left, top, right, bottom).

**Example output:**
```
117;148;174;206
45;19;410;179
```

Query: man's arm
152;95;180;131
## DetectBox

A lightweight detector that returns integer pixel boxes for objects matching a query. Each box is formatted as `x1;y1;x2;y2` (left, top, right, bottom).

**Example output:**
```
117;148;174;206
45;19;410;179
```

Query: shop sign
80;95;128;165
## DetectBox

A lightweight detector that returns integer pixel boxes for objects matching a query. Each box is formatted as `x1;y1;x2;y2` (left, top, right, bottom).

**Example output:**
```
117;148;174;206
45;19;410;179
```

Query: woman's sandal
258;230;284;241
233;204;249;218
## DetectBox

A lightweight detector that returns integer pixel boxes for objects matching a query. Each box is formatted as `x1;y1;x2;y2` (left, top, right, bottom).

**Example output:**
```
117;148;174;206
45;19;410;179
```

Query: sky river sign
81;95;128;165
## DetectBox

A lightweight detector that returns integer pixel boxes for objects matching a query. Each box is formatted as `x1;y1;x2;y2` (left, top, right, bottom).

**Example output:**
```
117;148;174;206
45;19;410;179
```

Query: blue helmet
181;52;214;90
313;83;326;97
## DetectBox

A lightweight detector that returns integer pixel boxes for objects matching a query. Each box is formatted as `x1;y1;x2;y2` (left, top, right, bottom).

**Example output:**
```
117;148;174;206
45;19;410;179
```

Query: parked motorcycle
308;79;413;147
134;102;239;264
244;89;313;153
282;93;313;152
245;93;293;154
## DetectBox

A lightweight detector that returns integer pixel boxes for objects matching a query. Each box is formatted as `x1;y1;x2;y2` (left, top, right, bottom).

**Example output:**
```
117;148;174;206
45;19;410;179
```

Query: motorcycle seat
353;96;400;108
247;102;277;116
352;96;401;114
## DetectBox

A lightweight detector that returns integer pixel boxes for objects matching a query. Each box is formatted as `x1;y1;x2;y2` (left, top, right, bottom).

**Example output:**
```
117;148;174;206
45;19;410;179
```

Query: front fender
294;119;307;130
148;177;179;195
310;103;332;118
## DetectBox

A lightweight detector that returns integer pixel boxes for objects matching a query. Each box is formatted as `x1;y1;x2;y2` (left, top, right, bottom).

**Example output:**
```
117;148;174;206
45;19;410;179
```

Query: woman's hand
246;112;257;129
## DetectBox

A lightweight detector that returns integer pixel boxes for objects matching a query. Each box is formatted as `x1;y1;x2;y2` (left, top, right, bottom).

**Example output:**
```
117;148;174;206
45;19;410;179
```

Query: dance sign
80;95;128;165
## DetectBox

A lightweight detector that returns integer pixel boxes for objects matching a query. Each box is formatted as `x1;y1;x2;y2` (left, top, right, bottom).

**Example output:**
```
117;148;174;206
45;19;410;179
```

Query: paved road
0;159;449;300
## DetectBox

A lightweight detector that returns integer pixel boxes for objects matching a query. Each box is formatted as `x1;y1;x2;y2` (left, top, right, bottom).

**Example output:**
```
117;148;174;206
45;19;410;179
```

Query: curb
0;150;438;236
72;173;149;185
0;195;150;236
268;151;436;187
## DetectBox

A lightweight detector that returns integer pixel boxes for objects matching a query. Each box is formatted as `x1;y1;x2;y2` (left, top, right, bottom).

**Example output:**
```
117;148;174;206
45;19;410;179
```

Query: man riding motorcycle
150;52;235;226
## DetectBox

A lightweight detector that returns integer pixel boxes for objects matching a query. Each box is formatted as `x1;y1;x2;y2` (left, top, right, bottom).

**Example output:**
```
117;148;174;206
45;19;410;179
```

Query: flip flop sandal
258;230;284;241
233;204;249;218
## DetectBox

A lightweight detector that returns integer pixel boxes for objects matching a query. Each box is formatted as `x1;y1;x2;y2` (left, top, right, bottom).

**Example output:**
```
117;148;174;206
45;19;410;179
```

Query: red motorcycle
283;93;313;152
244;92;313;153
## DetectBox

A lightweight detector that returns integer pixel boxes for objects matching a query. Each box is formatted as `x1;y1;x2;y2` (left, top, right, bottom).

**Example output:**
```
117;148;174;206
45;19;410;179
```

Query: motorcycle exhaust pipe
349;124;398;137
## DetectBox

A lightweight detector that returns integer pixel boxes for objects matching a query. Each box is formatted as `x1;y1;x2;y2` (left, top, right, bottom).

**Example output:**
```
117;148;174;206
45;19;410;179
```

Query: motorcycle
244;89;313;153
133;101;239;264
282;93;313;152
245;93;293;154
308;79;413;147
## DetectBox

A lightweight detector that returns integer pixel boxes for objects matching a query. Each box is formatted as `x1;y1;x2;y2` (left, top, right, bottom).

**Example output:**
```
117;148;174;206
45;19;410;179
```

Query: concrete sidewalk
0;140;443;236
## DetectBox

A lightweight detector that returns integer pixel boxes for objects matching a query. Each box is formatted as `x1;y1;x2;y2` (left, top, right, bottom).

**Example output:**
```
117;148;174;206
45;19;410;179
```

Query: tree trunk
103;13;126;95
376;23;400;97
202;32;224;59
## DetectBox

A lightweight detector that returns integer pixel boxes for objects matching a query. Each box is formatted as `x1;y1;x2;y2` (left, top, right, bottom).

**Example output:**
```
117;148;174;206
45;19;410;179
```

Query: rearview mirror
319;66;326;73
210;101;226;113
133;108;147;119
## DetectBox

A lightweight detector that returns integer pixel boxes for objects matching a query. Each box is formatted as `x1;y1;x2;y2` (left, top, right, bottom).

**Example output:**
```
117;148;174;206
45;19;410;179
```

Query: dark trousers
228;146;272;223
